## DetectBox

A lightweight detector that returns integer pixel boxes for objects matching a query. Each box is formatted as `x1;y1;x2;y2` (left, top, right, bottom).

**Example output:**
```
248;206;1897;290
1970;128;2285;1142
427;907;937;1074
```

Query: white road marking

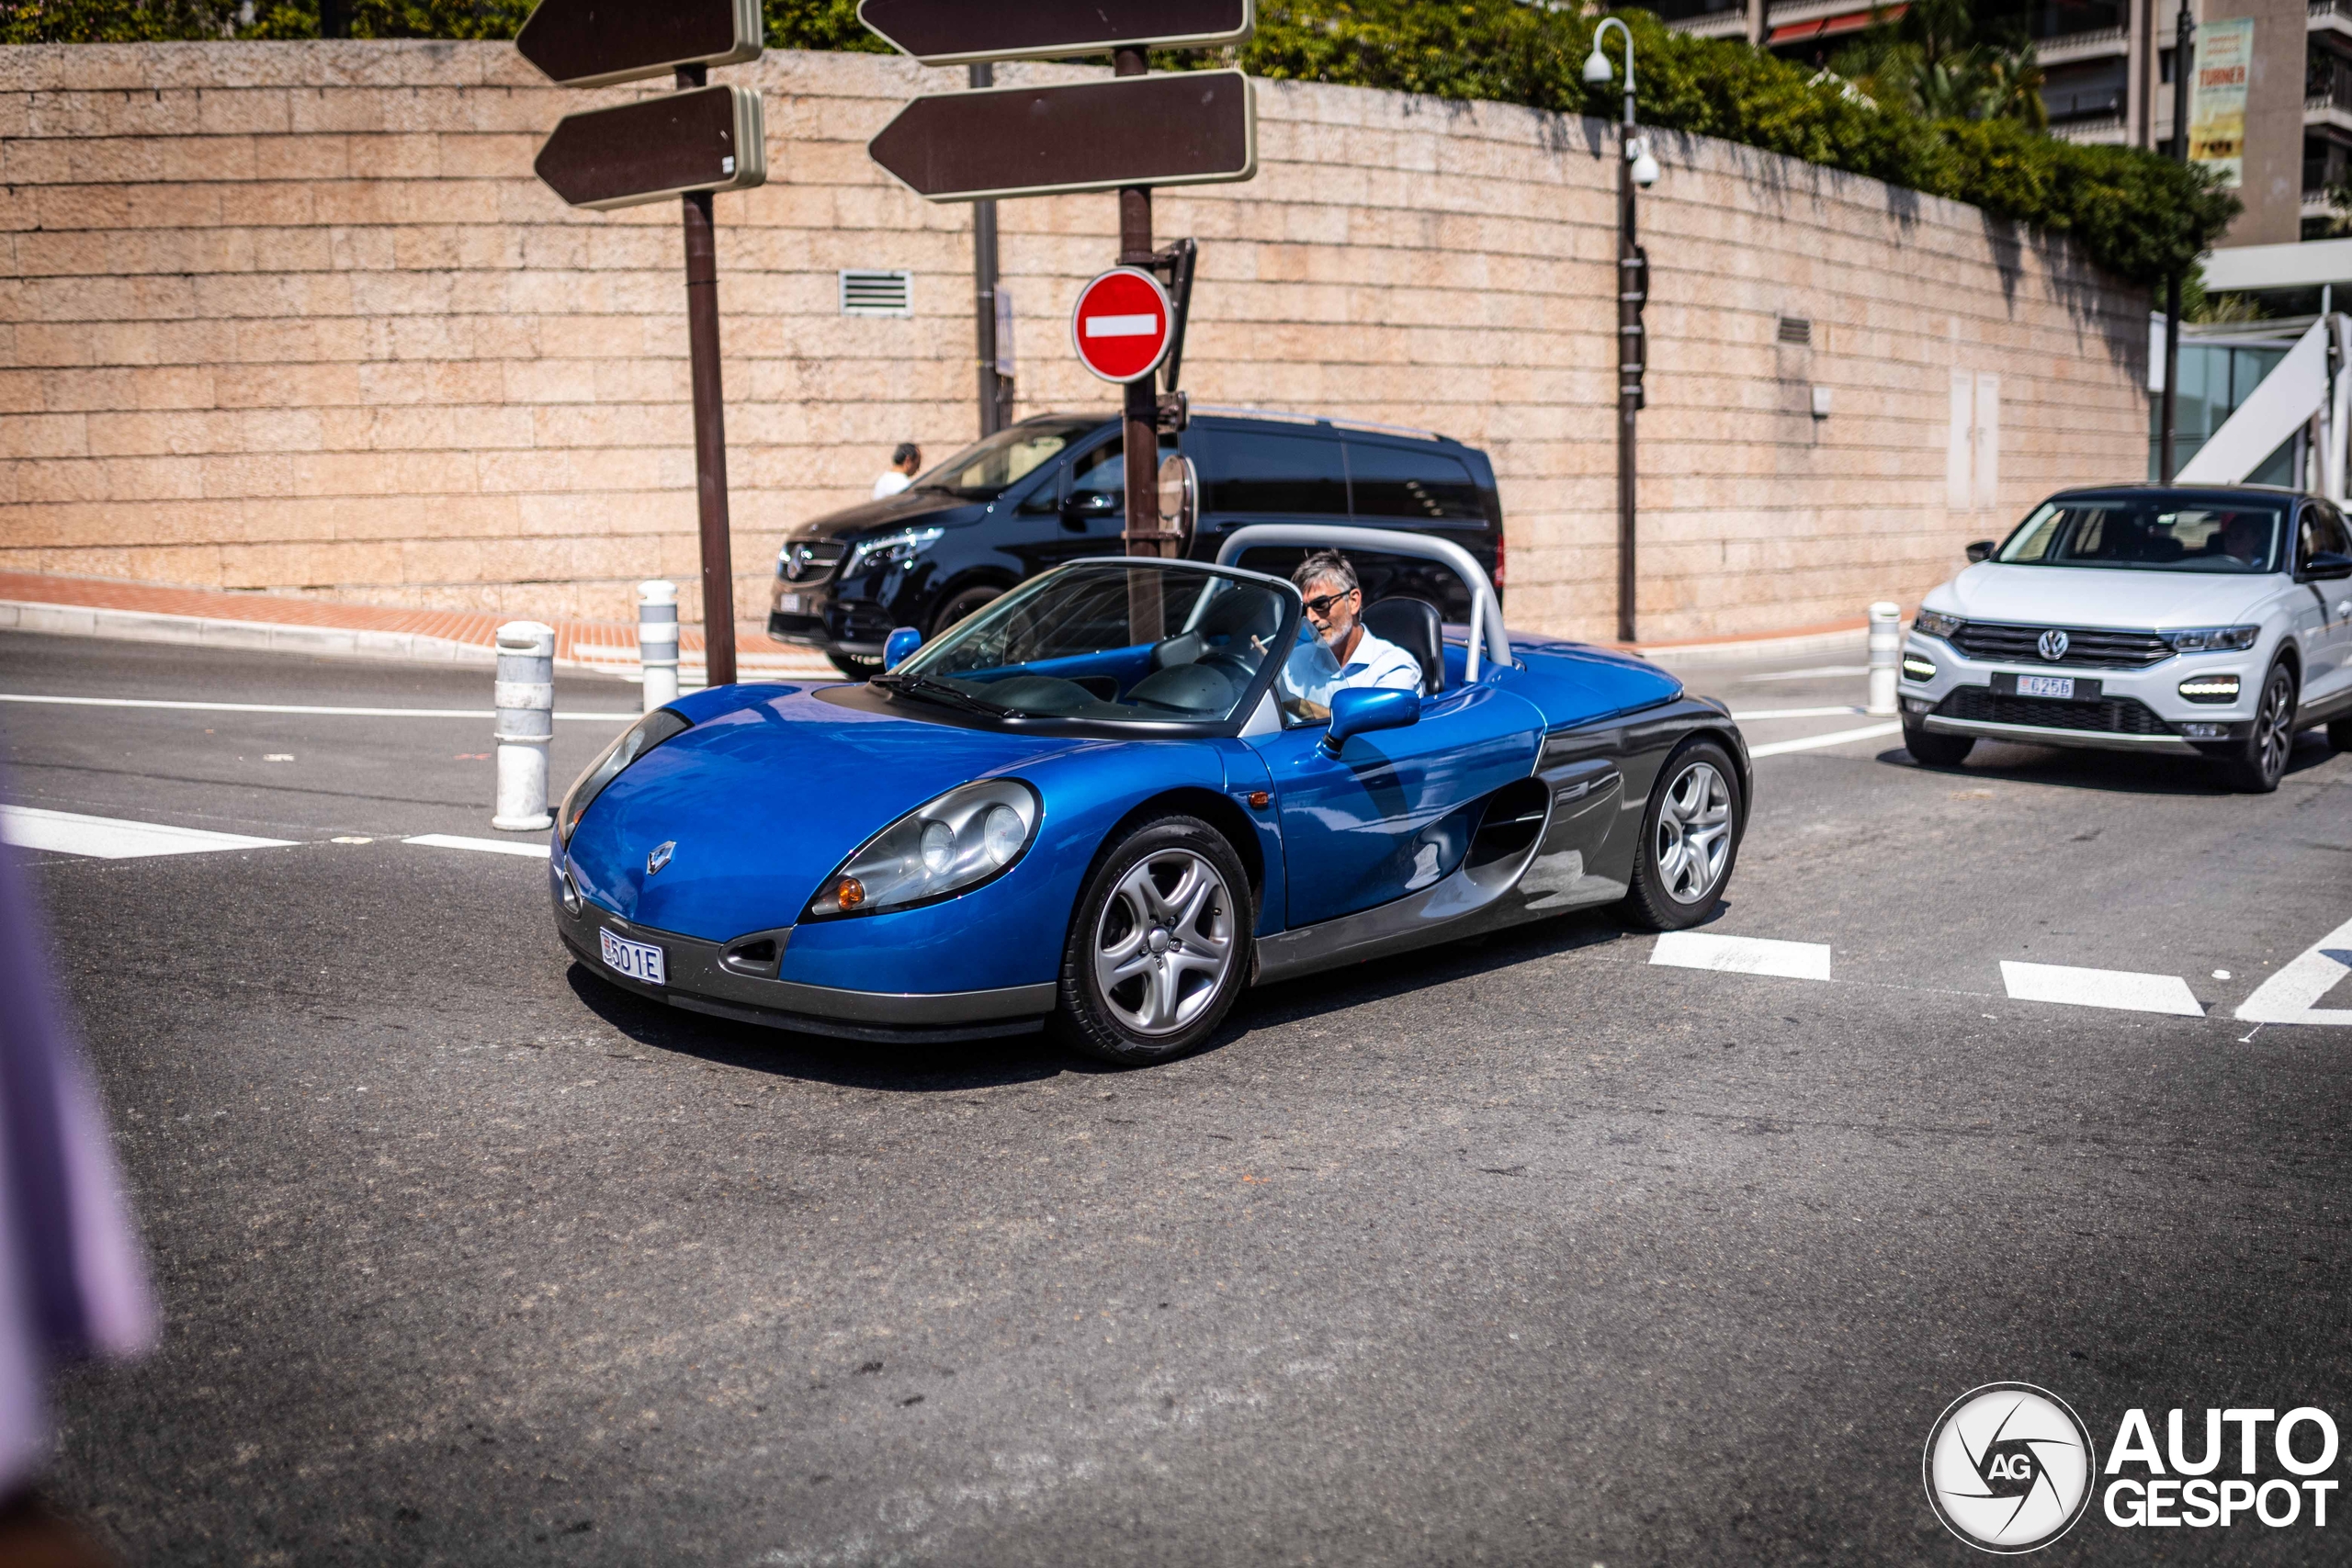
1747;721;1904;759
1736;665;1869;682
402;833;550;859
1726;705;1865;721
2233;915;2352;1025
0;694;636;721
1083;313;1158;337
0;805;295;860
1999;961;2203;1018
1651;931;1834;980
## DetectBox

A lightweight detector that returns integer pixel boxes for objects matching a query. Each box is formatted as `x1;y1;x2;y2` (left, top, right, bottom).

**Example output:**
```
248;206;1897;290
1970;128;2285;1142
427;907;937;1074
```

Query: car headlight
1912;608;1963;641
2166;625;2260;654
845;526;944;576
2178;673;2242;704
559;708;691;842
805;779;1039;919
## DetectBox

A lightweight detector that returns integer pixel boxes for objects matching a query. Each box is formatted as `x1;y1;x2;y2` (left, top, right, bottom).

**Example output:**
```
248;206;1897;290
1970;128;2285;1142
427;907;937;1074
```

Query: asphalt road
6;628;2352;1566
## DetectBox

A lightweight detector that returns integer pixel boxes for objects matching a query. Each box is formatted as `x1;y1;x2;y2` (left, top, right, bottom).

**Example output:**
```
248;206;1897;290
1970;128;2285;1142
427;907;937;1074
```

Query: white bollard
1867;601;1902;716
492;620;555;831
638;579;680;712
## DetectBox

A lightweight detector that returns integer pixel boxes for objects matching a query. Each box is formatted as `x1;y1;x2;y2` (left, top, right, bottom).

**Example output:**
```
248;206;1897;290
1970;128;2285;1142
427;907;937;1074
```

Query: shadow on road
1874;732;2339;795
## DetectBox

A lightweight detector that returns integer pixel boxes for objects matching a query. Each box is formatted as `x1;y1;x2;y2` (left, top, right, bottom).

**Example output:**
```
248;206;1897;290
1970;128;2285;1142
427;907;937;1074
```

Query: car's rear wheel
828;649;882;680
1621;740;1743;931
2222;661;2296;794
1902;720;1973;767
1057;817;1252;1066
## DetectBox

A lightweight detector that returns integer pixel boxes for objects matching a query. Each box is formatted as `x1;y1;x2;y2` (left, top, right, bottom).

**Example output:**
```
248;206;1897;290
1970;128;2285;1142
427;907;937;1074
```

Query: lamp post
1583;20;1659;645
2159;0;2193;482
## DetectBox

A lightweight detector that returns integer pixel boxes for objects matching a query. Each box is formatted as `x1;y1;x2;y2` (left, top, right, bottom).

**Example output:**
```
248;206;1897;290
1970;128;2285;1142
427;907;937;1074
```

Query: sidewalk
0;570;833;679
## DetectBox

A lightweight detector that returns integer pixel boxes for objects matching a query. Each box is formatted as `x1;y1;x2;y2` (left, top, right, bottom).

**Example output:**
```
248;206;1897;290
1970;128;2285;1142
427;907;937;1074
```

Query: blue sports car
550;526;1750;1066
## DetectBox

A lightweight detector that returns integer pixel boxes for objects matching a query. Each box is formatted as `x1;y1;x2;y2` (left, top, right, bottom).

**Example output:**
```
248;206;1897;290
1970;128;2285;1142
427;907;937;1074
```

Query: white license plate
599;927;666;986
2018;674;2075;699
777;592;804;613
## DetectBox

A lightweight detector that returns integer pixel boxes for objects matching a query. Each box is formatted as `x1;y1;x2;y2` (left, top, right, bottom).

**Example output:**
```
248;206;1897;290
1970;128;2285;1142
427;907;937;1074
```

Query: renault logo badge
2037;628;2070;662
646;840;675;875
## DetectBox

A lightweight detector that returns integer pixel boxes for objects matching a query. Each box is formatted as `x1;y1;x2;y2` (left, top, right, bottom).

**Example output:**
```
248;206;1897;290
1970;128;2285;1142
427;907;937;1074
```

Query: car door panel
1246;683;1545;931
2297;502;2352;710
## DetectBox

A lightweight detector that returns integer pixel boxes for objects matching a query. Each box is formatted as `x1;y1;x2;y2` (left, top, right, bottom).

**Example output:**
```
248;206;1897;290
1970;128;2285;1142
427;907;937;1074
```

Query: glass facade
2150;337;2296;483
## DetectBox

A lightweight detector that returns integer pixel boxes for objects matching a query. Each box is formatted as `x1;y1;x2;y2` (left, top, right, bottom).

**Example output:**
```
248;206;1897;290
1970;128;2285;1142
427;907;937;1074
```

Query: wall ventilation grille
1777;315;1814;346
840;269;914;318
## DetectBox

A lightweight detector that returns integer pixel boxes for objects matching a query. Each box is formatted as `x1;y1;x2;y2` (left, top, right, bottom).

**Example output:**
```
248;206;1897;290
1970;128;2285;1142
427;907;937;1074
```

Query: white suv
1900;486;2352;792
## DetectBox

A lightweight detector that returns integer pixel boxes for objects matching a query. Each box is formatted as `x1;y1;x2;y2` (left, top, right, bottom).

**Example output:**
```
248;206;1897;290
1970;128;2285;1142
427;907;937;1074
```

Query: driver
2217;513;2269;567
1278;549;1424;722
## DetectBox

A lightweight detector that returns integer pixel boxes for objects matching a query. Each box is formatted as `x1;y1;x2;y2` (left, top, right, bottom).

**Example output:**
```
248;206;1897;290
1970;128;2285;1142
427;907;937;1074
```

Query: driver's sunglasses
1302;588;1358;618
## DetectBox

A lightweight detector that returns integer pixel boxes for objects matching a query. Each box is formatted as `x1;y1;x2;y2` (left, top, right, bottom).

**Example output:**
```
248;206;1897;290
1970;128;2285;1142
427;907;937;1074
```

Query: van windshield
913;419;1102;499
1995;498;2285;573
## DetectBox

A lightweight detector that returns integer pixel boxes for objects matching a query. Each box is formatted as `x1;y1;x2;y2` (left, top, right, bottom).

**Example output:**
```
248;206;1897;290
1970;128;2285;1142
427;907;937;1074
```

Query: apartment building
1634;0;2352;246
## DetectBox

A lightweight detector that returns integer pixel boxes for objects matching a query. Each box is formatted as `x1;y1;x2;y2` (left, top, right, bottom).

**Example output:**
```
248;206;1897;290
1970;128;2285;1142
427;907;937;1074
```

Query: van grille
778;540;846;582
1948;621;2173;670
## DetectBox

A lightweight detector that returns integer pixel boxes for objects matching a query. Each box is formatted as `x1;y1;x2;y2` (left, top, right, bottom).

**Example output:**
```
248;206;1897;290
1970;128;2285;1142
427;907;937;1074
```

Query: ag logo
1923;1382;2096;1553
2037;628;2070;662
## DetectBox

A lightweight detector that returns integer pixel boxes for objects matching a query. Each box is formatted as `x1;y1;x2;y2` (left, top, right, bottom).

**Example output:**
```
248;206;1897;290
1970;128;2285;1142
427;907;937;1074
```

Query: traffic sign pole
678;73;738;687
1114;48;1171;572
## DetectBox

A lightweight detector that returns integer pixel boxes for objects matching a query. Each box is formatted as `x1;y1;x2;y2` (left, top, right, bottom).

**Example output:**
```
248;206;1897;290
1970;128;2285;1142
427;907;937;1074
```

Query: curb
1623;622;1876;669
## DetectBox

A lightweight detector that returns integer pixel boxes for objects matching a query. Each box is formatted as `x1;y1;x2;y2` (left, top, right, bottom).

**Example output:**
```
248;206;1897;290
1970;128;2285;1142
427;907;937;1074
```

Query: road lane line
0;694;638;721
1747;721;1904;759
403;833;550;859
1651;931;1834;980
1999;961;2204;1018
2233;916;2352;1025
0;805;295;860
1726;705;1866;721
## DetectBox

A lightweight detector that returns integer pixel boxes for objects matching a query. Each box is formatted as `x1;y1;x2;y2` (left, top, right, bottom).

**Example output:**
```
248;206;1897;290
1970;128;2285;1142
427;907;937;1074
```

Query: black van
769;408;1506;675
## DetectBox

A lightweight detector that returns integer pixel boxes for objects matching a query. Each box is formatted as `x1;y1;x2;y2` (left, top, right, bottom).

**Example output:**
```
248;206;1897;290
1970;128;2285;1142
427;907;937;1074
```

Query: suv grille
1948;621;2172;670
1937;687;2177;736
778;540;846;583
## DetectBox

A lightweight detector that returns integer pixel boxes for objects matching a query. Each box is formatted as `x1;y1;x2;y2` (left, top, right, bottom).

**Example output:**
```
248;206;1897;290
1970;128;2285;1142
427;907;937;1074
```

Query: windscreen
914;419;1100;498
1995;498;2285;573
888;561;1291;725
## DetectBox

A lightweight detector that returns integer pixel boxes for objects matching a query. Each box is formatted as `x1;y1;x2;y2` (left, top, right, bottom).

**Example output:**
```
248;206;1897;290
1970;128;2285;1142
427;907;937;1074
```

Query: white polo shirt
1282;626;1426;708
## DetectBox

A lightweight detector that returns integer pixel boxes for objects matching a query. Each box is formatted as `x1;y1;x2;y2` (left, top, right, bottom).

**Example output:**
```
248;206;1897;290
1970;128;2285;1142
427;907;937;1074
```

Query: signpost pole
2160;0;2193;484
970;63;1013;437
677;68;738;687
1114;46;1170;565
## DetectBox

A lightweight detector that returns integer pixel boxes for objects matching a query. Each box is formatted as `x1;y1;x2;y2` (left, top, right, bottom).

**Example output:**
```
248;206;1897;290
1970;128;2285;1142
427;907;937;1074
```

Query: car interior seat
1362;597;1445;693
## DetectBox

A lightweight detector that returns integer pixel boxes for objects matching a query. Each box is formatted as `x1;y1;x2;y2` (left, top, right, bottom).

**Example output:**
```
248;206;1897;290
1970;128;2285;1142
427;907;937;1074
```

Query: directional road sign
868;71;1256;204
534;85;767;212
517;0;763;89
856;0;1253;67
1070;268;1174;384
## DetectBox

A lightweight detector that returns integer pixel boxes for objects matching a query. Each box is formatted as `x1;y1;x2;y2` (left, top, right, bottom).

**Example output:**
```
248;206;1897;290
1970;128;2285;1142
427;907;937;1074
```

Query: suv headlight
1912;608;1963;641
806;779;1039;919
845;526;944;576
560;708;691;842
2166;625;2260;654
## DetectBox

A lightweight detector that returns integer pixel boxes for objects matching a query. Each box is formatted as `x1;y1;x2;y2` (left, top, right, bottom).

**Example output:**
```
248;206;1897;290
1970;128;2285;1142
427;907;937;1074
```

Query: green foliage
764;0;888;53
5;0;871;46
1828;0;2049;130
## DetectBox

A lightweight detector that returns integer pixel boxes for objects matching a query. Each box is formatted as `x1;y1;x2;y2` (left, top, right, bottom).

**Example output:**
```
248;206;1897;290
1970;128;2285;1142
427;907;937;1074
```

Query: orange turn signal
836;876;865;908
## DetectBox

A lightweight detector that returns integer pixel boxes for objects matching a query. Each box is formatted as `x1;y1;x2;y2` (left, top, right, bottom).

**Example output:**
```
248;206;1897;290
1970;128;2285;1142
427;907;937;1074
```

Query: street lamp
1584;18;1652;644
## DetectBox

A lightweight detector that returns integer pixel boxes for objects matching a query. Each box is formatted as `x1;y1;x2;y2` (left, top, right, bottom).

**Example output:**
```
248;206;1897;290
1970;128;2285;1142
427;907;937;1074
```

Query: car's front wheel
1902;720;1973;767
1057;817;1252;1066
1621;739;1744;931
2222;660;2297;794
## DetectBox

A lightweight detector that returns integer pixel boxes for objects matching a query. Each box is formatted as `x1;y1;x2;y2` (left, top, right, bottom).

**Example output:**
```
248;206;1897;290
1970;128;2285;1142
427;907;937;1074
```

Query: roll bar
1214;525;1510;682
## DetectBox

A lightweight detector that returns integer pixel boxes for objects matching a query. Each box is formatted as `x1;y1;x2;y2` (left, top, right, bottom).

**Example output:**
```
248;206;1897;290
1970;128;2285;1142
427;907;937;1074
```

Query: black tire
2222;660;2297;794
827;649;882;680
1621;739;1744;931
2329;716;2352;754
931;584;1003;638
1903;721;1974;767
1057;816;1253;1067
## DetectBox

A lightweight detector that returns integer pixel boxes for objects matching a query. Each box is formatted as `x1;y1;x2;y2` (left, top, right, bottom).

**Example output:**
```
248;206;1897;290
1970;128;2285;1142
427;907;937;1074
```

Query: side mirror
1964;540;1996;564
2301;550;2352;581
883;626;922;671
1319;686;1421;757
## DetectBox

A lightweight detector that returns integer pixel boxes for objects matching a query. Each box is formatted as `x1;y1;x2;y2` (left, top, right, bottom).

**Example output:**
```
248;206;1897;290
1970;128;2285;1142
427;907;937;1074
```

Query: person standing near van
872;444;922;501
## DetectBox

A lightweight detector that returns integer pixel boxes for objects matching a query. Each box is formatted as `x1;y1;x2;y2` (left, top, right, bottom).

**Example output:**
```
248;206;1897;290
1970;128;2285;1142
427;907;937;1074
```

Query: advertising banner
2188;16;2252;190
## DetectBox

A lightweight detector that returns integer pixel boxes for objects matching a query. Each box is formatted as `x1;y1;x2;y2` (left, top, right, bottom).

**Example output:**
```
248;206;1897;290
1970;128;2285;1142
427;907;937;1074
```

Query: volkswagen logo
2036;628;2070;662
646;840;675;876
1923;1382;2096;1553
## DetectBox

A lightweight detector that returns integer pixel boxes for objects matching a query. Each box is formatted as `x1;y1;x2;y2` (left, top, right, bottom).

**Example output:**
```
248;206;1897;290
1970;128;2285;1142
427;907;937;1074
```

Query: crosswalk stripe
1747;721;1904;759
0;805;295;860
1651;931;1834;980
2000;961;2203;1018
1725;705;1866;721
2233;916;2352;1025
402;833;550;860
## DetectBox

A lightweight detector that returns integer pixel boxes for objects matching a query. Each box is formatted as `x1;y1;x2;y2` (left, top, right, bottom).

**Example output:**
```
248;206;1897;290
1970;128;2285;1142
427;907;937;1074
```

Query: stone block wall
0;42;2150;642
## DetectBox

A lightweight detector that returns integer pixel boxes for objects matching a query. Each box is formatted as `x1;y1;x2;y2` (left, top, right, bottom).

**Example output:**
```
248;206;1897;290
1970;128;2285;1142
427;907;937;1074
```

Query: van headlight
845;526;944;576
806;779;1039;919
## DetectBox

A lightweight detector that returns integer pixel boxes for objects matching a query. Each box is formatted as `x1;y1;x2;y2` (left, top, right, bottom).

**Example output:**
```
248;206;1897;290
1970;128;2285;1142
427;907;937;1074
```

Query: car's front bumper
1898;633;2256;758
768;579;890;657
551;868;1054;1043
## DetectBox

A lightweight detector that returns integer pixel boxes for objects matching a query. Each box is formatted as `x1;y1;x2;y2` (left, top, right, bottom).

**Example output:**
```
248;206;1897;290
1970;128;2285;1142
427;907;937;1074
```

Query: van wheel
932;585;1003;637
1057;817;1252;1067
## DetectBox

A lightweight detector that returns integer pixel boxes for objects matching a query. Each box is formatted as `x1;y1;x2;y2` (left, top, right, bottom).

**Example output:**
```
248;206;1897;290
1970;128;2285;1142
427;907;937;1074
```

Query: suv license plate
599;927;666;986
777;592;804;612
2017;674;2075;699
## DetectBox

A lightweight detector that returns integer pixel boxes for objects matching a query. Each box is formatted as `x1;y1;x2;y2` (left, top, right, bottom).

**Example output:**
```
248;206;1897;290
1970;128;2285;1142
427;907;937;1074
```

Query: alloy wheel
2256;669;2294;784
1092;848;1236;1037
1654;761;1733;903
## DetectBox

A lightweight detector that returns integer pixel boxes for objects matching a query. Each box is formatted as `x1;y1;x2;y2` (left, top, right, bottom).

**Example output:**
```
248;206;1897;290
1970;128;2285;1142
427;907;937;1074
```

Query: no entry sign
1070;268;1174;384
